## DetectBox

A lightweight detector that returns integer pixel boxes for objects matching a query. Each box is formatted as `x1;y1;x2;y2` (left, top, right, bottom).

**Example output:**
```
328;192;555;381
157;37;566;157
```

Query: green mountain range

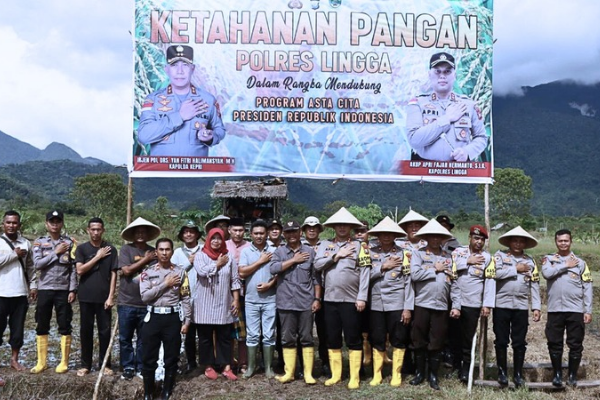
0;81;598;216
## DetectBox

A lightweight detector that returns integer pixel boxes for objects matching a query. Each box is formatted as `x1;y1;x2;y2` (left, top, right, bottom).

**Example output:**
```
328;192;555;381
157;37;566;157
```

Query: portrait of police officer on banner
137;45;226;157
406;52;487;162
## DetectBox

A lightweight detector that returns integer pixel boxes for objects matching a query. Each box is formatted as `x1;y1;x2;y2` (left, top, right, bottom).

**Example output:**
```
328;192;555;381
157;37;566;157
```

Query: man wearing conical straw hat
396;210;429;252
484;226;541;389
541;229;592;388
395;209;429;375
408;218;460;391
314;207;372;389
117;217;161;381
171;220;203;374
366;217;411;387
450;225;495;384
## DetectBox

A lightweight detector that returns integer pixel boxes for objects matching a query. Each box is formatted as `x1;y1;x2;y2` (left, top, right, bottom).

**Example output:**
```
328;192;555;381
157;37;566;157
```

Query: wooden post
93;315;119;400
127;175;133;225
478;183;491;381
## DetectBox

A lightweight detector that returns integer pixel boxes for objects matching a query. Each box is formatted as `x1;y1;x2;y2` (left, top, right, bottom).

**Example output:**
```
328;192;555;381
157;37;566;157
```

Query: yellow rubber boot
276;348;297;383
302;347;316;385
55;335;72;373
370;349;385;386
390;348;406;387
347;349;362;389
324;349;342;386
362;333;372;365
31;335;49;374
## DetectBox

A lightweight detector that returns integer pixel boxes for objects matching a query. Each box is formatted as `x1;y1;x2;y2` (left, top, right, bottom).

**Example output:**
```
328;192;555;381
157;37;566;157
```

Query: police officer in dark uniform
31;210;77;374
485;226;541;388
542;229;593;387
409;219;460;390
139;238;191;400
138;45;226;157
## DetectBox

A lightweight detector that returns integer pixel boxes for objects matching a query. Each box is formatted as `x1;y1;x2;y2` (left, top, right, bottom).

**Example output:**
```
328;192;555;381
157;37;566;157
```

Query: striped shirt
191;251;241;325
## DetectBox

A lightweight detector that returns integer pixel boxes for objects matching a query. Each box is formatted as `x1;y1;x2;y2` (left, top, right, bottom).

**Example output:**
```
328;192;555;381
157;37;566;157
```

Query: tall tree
477;168;533;224
70;173;128;224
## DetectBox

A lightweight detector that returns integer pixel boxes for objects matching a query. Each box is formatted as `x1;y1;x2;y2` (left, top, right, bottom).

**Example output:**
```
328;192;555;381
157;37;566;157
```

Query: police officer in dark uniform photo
406;52;487;162
139;238;191;400
137;45;226;157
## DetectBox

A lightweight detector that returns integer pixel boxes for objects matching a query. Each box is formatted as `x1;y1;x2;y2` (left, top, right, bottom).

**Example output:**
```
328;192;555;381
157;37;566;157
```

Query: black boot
495;347;508;387
459;360;470;384
549;351;563;387
161;370;176;400
409;349;427;386
401;348;416;374
513;348;526;389
428;351;441;390
567;353;581;387
143;374;155;400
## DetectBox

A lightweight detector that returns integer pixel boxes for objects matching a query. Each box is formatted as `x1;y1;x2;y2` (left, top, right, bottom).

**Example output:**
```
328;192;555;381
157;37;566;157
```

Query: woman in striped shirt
193;228;242;380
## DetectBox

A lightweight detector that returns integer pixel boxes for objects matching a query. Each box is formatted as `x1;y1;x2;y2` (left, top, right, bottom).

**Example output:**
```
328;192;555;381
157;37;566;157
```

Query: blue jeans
118;305;146;371
245;301;277;347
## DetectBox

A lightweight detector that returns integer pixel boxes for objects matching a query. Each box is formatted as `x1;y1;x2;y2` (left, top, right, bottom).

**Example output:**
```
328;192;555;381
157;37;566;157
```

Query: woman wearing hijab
193;228;242;380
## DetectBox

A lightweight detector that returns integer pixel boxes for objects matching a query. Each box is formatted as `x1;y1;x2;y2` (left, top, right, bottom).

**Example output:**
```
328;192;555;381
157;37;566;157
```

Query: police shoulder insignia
141;100;154;113
140;271;148;282
215;101;222;118
358;243;372;268
582;262;593;282
180;273;190;296
531;261;540;282
485;259;496;279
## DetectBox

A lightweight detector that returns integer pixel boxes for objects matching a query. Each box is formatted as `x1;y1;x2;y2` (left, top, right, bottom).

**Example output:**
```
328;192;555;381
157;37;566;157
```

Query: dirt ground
2;294;600;399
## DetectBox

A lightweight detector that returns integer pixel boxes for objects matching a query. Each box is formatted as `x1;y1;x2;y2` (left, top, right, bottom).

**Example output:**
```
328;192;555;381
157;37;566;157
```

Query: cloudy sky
1;0;599;165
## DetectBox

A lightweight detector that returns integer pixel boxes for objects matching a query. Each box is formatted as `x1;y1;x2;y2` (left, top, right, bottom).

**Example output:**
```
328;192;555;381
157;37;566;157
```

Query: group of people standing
0;207;592;397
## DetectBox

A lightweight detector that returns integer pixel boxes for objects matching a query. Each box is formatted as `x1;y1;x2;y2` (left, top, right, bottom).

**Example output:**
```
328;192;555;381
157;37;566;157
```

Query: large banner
131;0;494;183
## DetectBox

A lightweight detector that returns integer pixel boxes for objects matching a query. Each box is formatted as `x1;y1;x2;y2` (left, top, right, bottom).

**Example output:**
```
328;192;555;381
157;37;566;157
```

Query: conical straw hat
368;216;407;237
323;207;363;228
498;226;538;249
204;215;230;233
121;217;161;242
398;210;429;229
414;218;453;239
